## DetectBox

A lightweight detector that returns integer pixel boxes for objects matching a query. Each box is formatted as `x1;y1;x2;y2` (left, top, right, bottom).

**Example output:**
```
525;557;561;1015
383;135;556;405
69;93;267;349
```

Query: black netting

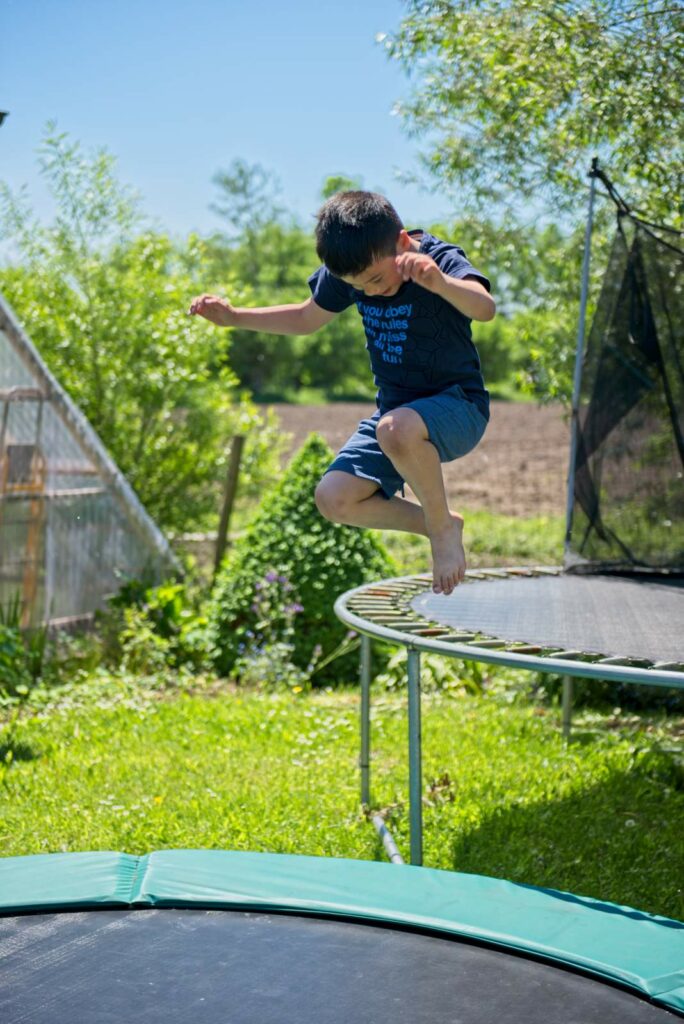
566;216;684;573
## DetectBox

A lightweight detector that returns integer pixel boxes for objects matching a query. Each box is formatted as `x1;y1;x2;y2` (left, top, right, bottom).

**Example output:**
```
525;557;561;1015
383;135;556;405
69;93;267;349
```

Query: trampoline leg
562;676;574;740
360;634;371;807
408;648;423;866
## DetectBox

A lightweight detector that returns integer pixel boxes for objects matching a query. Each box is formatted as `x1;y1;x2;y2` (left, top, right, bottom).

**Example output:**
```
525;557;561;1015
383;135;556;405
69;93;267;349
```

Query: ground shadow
445;757;684;922
0;739;40;764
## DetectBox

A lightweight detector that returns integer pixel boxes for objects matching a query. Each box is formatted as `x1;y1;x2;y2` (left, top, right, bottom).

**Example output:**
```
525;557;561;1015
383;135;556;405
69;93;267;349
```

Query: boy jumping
189;191;495;596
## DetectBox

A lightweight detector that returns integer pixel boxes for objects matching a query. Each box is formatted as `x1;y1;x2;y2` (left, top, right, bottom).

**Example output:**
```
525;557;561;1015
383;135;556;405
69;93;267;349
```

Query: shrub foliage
207;433;395;682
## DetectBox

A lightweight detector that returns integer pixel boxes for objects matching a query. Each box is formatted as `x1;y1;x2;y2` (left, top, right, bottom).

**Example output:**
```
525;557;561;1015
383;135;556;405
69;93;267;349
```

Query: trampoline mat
411;575;684;663
0;908;677;1023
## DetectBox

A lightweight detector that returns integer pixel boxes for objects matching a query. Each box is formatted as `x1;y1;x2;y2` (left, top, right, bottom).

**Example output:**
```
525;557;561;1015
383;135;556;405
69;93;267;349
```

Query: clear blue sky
1;0;456;243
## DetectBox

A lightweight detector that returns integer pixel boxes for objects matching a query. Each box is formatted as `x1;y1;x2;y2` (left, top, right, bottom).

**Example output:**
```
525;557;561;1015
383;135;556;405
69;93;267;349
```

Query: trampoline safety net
567;219;684;573
0;292;176;628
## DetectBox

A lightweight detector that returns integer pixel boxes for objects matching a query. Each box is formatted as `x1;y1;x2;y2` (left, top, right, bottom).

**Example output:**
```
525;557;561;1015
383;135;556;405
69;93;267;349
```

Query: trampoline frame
334;568;684;867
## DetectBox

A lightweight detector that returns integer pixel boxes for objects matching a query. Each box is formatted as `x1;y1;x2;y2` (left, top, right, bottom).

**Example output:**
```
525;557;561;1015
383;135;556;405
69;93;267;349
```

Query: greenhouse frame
0;292;176;628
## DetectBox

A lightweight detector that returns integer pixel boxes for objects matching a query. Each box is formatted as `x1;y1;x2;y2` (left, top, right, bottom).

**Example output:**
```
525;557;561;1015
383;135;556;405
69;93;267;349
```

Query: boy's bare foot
429;514;466;595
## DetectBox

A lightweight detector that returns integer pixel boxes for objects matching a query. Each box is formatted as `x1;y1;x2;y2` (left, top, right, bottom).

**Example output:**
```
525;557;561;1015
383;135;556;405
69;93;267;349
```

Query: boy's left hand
395;252;444;293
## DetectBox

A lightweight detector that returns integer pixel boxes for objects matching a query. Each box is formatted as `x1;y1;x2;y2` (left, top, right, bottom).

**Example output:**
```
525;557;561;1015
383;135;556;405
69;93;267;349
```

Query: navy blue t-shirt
308;230;490;419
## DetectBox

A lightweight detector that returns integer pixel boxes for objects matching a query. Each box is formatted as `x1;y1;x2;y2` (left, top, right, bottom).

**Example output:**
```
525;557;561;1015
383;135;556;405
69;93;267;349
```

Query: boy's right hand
188;294;236;326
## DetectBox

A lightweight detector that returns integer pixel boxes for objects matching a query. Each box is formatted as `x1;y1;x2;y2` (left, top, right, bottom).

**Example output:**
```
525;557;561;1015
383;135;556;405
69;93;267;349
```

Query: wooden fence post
213;435;245;580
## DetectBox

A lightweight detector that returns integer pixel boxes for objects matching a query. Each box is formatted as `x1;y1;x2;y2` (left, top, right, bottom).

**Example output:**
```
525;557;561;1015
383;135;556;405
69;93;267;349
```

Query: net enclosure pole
360;634;372;807
407;648;423;866
565;159;599;554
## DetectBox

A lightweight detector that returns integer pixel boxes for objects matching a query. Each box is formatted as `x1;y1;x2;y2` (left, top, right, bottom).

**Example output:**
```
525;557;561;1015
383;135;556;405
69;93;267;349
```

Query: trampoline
1;849;684;1021
334;568;684;867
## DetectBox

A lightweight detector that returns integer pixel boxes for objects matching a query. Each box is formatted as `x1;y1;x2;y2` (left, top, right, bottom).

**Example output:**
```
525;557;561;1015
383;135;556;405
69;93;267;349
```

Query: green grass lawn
3;508;681;924
2;675;682;921
380;506;565;572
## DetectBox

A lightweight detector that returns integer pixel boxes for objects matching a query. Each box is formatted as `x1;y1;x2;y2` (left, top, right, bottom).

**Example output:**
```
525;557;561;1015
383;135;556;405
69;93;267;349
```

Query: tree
426;213;608;399
320;174;364;200
383;0;683;225
205;166;373;400
211;158;284;238
0;127;283;531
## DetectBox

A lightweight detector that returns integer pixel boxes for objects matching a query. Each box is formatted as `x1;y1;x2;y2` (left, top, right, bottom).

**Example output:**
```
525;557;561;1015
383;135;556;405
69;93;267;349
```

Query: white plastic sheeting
0;292;176;626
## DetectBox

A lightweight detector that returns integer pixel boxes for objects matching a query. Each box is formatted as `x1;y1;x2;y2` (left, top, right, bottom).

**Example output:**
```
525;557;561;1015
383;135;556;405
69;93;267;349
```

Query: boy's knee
376;409;425;457
315;476;348;522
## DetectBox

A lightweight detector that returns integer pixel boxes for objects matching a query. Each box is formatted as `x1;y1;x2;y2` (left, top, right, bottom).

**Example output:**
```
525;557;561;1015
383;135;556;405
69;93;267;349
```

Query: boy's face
339;230;412;298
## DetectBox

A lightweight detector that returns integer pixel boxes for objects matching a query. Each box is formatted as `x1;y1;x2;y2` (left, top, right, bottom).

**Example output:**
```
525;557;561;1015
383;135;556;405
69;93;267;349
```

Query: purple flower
265;571;278;583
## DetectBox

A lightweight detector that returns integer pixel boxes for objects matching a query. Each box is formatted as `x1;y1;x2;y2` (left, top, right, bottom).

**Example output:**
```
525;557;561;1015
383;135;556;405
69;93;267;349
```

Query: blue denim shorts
325;384;489;498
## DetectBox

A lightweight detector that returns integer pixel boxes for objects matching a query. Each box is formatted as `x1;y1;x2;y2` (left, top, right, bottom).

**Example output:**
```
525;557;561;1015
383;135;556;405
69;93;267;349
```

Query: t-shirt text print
357;301;412;366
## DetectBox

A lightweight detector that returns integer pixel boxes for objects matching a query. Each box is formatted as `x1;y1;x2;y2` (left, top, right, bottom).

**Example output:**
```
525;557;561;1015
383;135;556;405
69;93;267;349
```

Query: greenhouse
0;292;175;628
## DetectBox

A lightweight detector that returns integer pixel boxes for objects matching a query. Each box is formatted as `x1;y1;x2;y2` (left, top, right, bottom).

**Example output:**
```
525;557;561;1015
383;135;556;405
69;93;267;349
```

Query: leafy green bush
534;674;684;714
375;647;489;696
0;595;51;699
0;625;32;697
207;433;395;683
105;579;210;670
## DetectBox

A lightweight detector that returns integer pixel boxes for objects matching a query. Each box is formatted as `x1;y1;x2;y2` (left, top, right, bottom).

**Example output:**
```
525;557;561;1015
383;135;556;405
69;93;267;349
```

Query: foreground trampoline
1;849;684;1021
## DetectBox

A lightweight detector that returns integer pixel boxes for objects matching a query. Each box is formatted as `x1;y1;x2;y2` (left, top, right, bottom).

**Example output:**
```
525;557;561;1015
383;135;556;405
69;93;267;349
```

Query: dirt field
268;401;570;518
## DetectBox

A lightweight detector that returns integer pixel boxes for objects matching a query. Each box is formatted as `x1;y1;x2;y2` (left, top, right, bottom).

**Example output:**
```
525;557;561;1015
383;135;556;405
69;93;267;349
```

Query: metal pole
565;158;600;557
562;676;574;740
407;648;423;866
371;814;405;864
360;634;371;806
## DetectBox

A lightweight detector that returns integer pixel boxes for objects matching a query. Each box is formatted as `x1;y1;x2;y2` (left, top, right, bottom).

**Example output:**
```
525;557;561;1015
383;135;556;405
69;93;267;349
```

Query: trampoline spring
352;605;399;614
598;656;651;668
348;601;388;607
364;615;407;623
463;639;508;649
546;650;590;661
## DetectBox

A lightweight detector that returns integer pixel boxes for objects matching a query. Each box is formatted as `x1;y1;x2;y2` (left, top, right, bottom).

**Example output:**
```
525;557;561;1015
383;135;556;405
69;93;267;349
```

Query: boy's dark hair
315;191;404;277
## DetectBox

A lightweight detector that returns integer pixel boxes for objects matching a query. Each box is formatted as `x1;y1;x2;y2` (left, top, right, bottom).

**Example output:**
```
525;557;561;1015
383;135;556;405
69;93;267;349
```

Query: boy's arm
395;253;496;322
433;274;496;322
188;294;338;335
